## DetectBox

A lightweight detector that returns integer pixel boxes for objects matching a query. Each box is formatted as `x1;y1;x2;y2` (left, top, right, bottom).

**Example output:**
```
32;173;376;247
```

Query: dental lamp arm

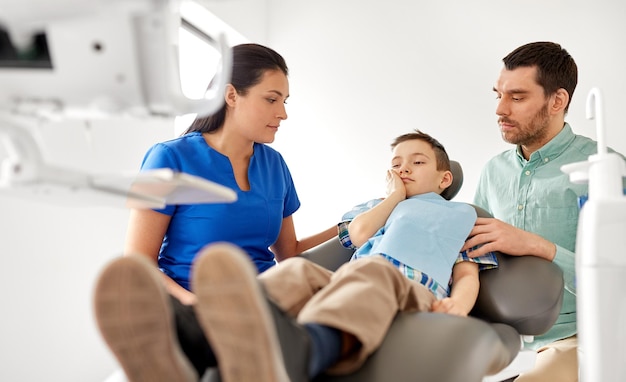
0;115;237;208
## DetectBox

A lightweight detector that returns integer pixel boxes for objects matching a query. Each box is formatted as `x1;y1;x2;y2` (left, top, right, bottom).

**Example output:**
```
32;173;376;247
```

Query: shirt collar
408;192;445;201
516;123;576;164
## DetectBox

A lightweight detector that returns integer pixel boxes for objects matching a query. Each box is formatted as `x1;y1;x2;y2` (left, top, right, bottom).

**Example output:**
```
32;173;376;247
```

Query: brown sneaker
191;242;290;382
94;255;197;382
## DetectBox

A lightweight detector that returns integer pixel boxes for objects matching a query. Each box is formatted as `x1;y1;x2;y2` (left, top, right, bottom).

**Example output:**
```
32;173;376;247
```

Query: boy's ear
439;170;453;191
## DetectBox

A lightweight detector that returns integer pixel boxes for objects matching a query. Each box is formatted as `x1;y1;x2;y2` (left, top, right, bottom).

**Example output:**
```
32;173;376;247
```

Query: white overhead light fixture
0;0;238;207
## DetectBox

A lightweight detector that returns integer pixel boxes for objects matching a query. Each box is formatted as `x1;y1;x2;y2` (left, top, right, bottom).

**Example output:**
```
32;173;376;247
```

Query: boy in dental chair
337;130;499;313
96;130;498;382
195;129;498;381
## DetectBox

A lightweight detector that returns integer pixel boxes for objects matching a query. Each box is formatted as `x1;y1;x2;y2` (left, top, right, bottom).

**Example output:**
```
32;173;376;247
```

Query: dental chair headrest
440;160;463;201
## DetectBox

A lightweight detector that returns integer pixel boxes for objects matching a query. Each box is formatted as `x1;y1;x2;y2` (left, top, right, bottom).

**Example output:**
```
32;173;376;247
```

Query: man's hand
462;217;556;261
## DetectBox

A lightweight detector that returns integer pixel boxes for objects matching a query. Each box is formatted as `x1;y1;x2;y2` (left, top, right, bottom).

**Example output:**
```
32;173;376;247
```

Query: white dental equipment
561;88;626;381
0;0;237;208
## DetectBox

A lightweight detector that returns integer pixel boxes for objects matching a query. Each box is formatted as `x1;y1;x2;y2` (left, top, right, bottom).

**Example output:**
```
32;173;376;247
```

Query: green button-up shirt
474;123;625;349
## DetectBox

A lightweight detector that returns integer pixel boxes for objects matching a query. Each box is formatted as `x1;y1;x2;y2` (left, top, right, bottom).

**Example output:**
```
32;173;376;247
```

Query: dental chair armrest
469;204;564;335
299;236;354;272
470;252;564;335
315;312;518;382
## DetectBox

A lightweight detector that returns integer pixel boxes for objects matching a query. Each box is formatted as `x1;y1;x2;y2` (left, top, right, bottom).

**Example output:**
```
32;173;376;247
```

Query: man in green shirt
462;41;625;381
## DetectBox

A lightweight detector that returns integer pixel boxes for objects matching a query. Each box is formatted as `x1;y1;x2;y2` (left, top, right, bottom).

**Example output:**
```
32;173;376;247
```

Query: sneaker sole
94;255;197;382
192;243;289;382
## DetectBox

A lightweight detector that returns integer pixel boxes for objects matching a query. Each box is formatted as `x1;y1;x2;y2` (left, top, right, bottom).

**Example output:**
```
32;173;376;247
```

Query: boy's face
391;139;451;198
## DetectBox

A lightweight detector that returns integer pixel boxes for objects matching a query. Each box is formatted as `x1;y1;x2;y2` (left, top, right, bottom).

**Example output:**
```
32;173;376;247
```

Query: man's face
493;66;551;150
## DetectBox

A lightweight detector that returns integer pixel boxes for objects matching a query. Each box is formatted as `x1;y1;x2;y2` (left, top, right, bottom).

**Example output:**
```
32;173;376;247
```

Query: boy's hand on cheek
385;170;407;200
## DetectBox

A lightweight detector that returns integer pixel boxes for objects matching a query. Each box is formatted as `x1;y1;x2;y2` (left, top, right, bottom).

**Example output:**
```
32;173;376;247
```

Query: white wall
2;1;625;381
263;0;626;237
200;0;269;44
0;118;175;382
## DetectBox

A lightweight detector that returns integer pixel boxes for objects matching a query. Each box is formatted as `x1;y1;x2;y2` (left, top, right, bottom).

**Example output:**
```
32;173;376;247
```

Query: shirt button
544;158;550;163
518;204;524;210
525;170;531;176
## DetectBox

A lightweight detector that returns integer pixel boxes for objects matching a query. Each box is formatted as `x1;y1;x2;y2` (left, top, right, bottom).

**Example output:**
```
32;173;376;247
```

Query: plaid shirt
338;221;498;300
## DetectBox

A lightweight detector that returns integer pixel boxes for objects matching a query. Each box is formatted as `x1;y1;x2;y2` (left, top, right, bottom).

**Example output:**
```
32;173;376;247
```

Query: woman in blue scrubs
95;43;337;381
125;43;337;304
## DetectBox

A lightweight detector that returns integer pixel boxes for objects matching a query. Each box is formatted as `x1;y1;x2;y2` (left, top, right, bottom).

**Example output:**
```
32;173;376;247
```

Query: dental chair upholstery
204;160;565;382
298;161;564;382
299;228;563;382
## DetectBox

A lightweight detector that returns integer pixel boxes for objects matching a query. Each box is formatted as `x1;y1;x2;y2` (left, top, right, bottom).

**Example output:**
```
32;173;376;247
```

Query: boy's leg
191;243;310;382
297;255;435;374
191;246;432;379
259;256;342;379
94;255;198;382
258;256;333;316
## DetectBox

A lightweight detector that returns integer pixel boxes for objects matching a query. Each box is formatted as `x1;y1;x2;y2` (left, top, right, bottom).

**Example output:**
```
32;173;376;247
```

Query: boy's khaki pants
258;256;435;374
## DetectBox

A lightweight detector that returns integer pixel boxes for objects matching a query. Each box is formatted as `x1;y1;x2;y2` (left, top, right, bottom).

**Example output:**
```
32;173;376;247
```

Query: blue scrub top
141;132;300;289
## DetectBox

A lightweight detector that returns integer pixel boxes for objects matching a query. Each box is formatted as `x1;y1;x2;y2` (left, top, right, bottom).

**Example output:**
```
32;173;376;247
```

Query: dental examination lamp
561;88;626;381
0;0;236;208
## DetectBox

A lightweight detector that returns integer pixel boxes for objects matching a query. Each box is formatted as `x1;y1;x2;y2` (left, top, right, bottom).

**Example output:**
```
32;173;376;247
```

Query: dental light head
0;0;232;119
0;0;237;207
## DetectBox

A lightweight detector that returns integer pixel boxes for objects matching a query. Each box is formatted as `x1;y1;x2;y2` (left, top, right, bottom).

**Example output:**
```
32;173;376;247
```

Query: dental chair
97;160;565;382
299;223;562;382
201;160;565;382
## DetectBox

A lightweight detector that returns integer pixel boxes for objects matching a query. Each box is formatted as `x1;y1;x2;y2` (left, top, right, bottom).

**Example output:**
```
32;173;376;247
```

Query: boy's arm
348;191;404;247
348;170;406;248
430;261;479;316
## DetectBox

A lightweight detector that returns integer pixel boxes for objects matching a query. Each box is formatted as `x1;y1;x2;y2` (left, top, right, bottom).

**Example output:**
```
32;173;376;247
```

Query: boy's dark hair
390;130;451;171
503;41;578;113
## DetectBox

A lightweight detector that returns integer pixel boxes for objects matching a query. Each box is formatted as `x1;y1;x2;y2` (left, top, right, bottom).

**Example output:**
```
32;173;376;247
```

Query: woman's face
229;69;289;144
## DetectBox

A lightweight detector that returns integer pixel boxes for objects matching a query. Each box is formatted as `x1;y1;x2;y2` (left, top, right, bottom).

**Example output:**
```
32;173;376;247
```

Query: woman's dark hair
183;43;289;134
390;130;451;171
502;41;578;113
